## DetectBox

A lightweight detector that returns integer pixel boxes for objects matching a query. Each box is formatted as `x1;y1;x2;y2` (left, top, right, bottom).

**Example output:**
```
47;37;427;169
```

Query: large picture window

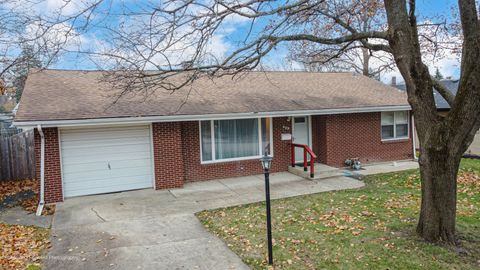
381;111;409;140
200;118;273;163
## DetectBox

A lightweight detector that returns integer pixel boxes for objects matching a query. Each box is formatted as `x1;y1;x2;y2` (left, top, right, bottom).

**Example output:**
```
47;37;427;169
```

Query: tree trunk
416;141;461;243
383;0;480;243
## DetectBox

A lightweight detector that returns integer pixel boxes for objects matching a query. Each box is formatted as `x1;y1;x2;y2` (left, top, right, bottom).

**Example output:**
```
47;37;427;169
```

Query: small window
294;117;305;123
381;111;409;140
200;121;212;161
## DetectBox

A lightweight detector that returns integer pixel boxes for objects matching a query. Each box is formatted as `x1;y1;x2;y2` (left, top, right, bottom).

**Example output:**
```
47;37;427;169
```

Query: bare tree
287;1;460;79
385;0;479;243
0;0;101;83
7;0;479;244
288;0;395;78
0;0;50;79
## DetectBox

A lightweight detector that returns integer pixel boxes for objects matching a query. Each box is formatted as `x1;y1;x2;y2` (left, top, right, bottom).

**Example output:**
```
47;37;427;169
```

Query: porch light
260;152;273;171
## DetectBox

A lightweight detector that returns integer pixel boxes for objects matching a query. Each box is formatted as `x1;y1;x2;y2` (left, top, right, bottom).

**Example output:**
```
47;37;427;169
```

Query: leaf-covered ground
1;180;53;269
0;179;55;215
0;223;50;270
197;159;480;269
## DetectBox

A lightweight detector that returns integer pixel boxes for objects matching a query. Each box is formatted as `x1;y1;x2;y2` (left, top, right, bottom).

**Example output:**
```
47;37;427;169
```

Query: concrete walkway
352;160;419;177
0;206;53;228
45;173;363;270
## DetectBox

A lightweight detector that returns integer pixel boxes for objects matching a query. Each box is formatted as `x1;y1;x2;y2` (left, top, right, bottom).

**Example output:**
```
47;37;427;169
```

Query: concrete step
288;165;344;180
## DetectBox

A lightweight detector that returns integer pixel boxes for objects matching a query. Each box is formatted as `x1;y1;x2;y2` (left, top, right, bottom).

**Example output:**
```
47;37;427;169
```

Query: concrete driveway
45;172;364;270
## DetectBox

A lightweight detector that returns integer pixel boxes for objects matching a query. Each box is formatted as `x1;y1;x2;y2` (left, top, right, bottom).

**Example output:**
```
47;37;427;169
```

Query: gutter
13;105;412;129
36;125;45;216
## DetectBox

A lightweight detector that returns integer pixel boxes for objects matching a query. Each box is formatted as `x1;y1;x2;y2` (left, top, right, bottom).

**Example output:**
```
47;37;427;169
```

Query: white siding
60;125;153;197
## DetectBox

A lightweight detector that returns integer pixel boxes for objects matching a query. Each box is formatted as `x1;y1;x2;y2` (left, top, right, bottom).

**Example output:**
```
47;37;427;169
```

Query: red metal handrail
291;143;317;178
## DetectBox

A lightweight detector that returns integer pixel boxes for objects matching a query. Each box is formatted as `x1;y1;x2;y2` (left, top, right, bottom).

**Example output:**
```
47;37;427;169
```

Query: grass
25;264;42;270
196;159;480;269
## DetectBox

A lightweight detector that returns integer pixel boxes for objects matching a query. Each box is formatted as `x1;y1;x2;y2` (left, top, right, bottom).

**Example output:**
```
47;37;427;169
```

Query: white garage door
60;125;154;197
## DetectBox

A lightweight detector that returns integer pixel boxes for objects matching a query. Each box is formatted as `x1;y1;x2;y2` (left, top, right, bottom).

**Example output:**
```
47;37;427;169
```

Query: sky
37;0;463;84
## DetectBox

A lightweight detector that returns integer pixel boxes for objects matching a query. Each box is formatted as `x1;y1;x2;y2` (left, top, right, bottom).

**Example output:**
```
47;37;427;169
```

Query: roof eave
13;105;411;129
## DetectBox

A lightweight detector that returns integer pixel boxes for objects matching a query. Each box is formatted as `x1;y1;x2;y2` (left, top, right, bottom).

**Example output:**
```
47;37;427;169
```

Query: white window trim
199;118;274;164
381;111;410;141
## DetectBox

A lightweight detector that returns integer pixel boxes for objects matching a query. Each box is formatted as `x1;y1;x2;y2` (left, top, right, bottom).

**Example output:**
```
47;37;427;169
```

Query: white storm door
292;116;311;163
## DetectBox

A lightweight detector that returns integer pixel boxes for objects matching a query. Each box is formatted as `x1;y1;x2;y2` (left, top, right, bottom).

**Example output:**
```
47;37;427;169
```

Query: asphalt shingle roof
15;69;409;122
396;79;458;110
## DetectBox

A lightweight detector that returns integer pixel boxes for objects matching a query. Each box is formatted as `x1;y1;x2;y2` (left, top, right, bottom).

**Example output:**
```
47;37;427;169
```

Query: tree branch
267;31;388;46
431;78;455;107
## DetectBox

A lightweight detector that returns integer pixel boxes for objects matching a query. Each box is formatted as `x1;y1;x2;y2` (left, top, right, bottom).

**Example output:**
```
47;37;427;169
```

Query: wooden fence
0;130;35;181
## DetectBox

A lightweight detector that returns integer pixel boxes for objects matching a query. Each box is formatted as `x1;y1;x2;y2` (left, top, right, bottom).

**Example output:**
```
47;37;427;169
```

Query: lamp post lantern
260;150;273;265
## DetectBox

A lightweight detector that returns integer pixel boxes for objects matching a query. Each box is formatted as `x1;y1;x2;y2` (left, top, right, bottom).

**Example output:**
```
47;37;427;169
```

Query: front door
292;116;310;163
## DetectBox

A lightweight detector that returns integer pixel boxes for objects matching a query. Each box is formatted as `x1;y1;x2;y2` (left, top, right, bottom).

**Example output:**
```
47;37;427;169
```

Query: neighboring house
0;112;15;134
14;69;415;203
396;79;479;155
0;95;18;136
395;79;458;112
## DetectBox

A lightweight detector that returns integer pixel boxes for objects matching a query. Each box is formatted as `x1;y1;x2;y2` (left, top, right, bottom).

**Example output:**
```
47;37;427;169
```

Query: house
396;79;480;155
0;95;18;136
14;69;415;203
395;78;458;113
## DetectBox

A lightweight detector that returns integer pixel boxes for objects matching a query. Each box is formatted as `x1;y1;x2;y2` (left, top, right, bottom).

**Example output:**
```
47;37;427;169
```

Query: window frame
199;117;274;164
381;111;410;141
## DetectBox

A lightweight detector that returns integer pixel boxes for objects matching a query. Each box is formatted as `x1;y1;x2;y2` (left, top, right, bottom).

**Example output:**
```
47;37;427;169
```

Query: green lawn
197;159;480;269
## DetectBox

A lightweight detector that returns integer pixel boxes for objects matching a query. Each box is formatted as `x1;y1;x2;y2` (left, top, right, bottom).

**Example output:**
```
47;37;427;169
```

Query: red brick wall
311;113;413;167
36;113;413;199
180;117;292;182
34;128;63;203
311;116;328;163
152;122;185;189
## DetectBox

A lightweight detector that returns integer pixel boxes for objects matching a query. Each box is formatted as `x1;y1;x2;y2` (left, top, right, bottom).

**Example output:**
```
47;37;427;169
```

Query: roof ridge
34;68;357;75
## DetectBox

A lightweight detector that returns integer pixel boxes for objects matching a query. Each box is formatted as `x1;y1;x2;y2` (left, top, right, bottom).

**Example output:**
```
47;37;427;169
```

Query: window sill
200;155;273;165
381;137;410;144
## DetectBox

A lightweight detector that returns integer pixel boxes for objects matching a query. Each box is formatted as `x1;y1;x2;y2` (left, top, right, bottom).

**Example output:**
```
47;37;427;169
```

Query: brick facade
36;113;413;202
34;128;63;203
180;117;292;182
152;122;185;189
311;113;413;167
311;115;327;163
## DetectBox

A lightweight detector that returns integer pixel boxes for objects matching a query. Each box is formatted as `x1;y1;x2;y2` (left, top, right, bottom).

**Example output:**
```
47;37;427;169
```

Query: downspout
412;115;418;161
36;125;45;216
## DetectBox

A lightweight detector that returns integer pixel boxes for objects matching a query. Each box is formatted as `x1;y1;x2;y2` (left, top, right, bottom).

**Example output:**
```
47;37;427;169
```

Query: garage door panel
61;125;149;133
61;143;151;160
63;166;153;182
61;126;150;139
62;158;152;174
61;132;150;143
61;125;154;197
62;154;151;167
62;130;147;142
61;139;150;151
65;177;153;198
64;173;152;187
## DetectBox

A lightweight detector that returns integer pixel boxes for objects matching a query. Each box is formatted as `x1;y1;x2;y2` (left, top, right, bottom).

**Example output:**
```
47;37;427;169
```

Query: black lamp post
260;151;273;266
